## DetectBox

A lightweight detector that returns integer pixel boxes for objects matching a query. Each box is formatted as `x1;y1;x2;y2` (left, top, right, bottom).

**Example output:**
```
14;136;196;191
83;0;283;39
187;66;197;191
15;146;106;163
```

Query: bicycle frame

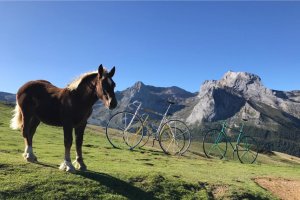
128;101;173;140
124;101;142;132
153;103;172;139
218;121;245;155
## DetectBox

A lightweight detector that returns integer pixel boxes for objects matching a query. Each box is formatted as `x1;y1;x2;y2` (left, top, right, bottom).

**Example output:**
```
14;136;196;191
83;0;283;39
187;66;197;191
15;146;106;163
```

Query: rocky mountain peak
199;80;217;95
132;81;145;92
218;71;263;91
187;71;300;125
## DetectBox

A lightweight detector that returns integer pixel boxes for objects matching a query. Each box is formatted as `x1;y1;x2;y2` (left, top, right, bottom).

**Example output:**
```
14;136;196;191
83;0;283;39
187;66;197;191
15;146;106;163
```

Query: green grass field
0;102;299;200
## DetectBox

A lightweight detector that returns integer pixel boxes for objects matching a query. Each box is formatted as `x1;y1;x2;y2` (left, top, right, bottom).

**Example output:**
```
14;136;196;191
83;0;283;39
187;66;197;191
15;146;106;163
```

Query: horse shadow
33;161;58;169
77;170;156;200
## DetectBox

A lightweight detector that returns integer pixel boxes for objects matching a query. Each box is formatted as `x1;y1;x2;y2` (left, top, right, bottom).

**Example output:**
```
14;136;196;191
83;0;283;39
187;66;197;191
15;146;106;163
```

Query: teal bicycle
202;120;259;164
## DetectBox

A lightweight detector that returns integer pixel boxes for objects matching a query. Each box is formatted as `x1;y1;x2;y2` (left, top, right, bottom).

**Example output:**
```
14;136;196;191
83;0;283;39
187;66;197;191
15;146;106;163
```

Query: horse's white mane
67;67;109;91
67;71;98;91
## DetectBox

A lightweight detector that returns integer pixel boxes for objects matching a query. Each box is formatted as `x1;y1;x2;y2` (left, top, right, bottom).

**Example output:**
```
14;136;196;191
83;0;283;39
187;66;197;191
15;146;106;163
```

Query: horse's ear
98;64;104;78
108;66;115;78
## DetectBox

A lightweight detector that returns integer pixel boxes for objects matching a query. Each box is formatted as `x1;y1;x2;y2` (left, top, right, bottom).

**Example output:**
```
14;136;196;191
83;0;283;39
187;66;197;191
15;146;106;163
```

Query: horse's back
17;80;63;99
16;80;68;126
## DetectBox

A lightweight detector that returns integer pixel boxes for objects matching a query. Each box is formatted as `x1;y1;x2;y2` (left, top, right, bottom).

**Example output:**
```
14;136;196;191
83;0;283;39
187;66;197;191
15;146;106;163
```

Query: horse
10;64;117;172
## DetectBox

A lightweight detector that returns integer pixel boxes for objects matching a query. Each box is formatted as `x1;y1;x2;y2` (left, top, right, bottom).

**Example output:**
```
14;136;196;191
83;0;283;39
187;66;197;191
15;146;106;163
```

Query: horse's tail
10;102;23;130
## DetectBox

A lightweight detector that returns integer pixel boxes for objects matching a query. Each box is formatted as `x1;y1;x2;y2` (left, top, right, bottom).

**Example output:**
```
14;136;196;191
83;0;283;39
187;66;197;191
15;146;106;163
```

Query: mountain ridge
2;72;300;128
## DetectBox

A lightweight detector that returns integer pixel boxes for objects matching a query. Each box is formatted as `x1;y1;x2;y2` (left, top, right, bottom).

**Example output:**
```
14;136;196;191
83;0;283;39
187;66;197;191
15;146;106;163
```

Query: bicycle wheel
159;120;191;155
237;136;258;164
106;111;144;150
203;129;227;159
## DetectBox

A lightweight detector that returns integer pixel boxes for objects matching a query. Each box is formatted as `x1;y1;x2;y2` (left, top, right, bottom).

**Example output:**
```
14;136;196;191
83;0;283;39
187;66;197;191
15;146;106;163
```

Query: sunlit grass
0;102;299;199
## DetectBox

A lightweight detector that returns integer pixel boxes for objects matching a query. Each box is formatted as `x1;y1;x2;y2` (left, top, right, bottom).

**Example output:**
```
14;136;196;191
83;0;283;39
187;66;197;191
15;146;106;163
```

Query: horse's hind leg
23;116;40;162
59;125;76;173
74;122;87;171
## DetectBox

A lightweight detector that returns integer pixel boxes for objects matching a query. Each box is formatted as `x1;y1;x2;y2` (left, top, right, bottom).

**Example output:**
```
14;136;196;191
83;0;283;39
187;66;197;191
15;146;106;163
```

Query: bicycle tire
203;129;227;159
105;111;144;150
159;120;191;155
237;135;258;164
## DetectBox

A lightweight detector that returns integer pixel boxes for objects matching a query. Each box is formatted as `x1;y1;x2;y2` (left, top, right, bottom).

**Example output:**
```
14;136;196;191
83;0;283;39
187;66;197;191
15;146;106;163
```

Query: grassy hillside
0;102;299;200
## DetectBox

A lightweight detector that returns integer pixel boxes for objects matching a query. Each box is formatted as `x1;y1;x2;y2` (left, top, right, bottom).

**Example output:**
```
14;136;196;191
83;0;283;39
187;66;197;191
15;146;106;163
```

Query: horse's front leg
74;122;87;171
59;125;76;173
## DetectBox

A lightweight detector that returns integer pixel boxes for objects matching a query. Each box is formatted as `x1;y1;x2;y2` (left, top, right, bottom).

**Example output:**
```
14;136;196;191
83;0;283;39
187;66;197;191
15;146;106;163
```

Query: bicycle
202;120;259;164
105;100;191;155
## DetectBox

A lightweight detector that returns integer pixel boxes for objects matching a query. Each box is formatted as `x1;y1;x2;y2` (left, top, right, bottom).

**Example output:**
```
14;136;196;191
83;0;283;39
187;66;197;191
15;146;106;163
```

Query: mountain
88;81;198;126
0;92;16;104
92;72;300;132
186;71;300;128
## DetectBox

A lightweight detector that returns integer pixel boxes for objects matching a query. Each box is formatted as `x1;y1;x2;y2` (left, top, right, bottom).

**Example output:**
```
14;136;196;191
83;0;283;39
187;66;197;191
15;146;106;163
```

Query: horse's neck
74;77;98;107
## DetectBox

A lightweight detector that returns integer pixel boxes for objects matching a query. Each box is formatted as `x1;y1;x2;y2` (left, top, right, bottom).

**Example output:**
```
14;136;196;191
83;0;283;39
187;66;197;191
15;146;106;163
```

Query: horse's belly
36;108;63;127
40;118;63;127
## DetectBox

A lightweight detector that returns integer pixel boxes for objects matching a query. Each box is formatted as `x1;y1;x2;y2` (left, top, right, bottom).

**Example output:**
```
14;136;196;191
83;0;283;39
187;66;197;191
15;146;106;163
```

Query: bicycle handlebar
221;120;246;132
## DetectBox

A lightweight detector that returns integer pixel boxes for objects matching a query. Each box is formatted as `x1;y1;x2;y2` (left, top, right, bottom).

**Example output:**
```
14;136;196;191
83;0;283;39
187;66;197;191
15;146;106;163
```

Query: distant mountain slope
0;92;16;104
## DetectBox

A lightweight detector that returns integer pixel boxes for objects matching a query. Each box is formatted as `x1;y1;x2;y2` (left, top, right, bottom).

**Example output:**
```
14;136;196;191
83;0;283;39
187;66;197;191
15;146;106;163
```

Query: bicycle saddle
242;118;248;122
167;100;175;105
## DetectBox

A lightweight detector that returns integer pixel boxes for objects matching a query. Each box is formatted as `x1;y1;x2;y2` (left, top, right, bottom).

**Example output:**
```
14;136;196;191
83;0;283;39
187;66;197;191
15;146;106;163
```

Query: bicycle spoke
237;136;258;164
217;145;226;154
174;139;182;152
166;138;175;152
207;144;218;155
215;145;225;157
203;129;227;159
106;111;143;150
239;150;248;160
174;130;188;139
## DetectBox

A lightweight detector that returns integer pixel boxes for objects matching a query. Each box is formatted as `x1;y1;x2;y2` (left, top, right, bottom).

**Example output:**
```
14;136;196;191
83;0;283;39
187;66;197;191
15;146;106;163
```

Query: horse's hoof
23;153;38;163
59;161;76;173
73;160;87;171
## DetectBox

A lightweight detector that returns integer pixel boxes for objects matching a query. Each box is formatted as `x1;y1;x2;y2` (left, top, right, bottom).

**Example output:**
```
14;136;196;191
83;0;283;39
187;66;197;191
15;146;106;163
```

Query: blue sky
0;1;299;93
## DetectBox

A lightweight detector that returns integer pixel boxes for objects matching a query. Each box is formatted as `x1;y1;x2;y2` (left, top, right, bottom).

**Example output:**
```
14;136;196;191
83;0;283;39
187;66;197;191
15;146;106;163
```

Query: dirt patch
255;177;300;200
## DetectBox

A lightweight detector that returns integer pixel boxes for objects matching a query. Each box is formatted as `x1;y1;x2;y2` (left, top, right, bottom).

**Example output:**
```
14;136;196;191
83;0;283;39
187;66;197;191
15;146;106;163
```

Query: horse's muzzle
109;100;117;110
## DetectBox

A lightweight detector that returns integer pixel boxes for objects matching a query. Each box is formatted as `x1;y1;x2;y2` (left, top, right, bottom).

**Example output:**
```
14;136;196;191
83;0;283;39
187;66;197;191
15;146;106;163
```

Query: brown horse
10;64;117;172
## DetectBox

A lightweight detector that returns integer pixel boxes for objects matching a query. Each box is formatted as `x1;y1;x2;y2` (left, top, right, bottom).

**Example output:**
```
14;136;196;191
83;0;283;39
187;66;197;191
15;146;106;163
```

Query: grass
0;102;300;199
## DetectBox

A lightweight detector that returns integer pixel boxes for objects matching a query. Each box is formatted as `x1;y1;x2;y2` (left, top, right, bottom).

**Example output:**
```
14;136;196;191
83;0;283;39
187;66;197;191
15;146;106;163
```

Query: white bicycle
105;100;191;155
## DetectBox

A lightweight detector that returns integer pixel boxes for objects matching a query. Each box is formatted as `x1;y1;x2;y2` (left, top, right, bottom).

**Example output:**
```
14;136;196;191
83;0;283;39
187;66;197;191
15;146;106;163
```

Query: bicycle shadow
77;170;156;200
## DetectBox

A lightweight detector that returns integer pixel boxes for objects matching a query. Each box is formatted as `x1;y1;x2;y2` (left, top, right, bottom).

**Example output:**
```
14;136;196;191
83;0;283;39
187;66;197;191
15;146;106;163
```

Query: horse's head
96;64;117;110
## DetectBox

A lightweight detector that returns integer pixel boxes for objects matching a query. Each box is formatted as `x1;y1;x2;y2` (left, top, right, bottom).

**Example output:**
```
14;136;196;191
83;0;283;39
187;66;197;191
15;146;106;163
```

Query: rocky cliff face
186;71;300;130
